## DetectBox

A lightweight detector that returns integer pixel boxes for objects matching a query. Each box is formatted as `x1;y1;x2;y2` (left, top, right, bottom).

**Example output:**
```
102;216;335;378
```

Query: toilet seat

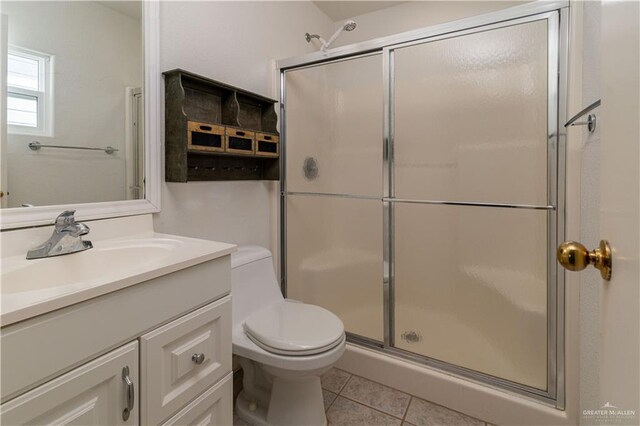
243;301;345;356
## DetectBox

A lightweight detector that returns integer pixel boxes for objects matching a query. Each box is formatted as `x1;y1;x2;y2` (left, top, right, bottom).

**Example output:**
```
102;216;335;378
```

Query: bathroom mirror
0;1;160;229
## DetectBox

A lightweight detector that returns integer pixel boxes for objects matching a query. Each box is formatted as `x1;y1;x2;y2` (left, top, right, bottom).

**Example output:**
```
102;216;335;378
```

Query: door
126;87;144;200
597;0;639;417
560;1;639;420
0;342;139;425
1;13;8;208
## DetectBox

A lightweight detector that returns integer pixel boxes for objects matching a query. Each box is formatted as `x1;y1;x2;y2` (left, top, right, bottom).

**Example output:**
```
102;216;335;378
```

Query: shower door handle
557;240;612;280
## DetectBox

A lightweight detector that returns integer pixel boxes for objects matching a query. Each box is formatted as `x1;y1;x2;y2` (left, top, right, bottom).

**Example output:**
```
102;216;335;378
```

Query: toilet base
235;377;327;426
236;391;269;426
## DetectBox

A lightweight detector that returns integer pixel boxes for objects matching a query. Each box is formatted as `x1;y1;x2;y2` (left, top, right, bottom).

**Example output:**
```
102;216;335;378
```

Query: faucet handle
54;210;76;229
54;210;78;227
54;210;90;236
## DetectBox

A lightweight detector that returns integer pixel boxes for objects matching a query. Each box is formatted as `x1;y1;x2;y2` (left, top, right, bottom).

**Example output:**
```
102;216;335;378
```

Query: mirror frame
0;1;161;230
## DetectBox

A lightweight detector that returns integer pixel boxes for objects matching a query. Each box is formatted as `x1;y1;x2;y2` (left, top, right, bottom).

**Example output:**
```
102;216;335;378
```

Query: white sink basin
2;238;182;294
1;215;235;326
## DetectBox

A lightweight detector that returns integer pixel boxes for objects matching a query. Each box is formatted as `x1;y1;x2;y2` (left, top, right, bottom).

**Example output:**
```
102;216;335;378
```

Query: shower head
306;19;357;51
343;20;357;32
325;20;357;50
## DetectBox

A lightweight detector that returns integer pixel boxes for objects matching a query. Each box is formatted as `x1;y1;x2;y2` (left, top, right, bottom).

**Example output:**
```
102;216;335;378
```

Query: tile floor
233;368;491;426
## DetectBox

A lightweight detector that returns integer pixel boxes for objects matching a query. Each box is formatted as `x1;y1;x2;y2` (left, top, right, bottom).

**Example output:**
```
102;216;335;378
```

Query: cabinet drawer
162;374;232;426
255;133;279;158
0;341;138;426
188;121;225;153
225;128;255;155
141;296;231;425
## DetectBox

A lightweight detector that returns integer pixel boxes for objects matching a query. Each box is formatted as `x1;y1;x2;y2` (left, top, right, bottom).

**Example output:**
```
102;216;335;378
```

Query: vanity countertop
0;214;236;326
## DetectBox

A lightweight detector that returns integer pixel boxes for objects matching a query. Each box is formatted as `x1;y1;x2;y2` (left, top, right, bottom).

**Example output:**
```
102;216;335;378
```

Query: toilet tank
231;246;284;328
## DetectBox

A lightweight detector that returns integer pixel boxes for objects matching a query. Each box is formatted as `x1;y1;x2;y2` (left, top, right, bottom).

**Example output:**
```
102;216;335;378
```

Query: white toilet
232;246;346;426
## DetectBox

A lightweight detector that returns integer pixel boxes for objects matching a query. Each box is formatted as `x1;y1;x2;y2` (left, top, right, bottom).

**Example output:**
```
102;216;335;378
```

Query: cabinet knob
192;353;205;365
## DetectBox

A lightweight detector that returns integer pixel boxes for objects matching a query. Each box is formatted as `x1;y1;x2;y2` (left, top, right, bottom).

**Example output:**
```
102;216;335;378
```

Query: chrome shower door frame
278;1;569;408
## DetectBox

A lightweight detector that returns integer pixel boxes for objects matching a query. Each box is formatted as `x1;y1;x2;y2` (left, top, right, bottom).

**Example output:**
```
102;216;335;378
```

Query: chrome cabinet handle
122;366;134;421
192;353;205;365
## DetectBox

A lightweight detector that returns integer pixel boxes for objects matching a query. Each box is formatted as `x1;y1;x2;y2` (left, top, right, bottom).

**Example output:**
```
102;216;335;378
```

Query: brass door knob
557;240;612;280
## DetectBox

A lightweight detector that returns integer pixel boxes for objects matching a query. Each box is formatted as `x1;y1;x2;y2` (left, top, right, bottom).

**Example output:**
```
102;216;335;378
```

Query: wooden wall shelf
164;69;279;182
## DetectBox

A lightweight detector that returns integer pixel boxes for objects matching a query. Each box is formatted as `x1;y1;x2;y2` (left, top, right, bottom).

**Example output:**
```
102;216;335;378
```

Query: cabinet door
0;341;138;425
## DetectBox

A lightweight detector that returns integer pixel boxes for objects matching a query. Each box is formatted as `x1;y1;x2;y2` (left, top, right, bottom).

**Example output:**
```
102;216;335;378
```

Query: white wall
3;1;141;207
150;1;531;252
156;0;530;254
328;1;527;47
153;1;333;252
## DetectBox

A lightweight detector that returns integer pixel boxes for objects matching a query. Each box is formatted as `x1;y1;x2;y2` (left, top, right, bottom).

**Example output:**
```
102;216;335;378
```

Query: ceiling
98;1;401;24
97;1;142;20
313;1;406;21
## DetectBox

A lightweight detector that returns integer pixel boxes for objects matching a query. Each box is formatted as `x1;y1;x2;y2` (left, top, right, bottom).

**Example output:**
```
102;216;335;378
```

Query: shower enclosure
278;2;568;406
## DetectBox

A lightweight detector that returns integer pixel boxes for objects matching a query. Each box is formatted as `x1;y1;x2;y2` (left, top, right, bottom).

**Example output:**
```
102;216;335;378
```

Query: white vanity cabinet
0;246;234;426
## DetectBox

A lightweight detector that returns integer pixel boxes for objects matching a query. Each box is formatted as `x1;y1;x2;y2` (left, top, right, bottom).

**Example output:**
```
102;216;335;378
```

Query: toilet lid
243;301;344;356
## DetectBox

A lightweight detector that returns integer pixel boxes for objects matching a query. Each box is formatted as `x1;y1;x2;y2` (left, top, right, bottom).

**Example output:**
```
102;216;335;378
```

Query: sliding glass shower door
281;9;563;400
391;19;552;391
284;54;385;341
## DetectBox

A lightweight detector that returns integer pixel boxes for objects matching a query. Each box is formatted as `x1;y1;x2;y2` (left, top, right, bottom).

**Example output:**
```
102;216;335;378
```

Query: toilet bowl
232;246;346;426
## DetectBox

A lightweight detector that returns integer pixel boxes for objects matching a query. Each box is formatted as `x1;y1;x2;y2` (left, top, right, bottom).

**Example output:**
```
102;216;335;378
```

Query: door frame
1;13;8;209
277;0;570;409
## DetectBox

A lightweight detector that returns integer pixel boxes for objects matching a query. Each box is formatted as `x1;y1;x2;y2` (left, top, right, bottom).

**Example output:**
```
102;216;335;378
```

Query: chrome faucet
26;210;93;260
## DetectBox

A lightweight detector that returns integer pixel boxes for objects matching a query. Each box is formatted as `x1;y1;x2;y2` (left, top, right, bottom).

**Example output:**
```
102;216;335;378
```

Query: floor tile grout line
336;373;353;395
325;390;338;413
330;395;404;424
321;369;351;414
321;369;351;395
332;393;411;422
335;392;411;421
401;395;413;424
